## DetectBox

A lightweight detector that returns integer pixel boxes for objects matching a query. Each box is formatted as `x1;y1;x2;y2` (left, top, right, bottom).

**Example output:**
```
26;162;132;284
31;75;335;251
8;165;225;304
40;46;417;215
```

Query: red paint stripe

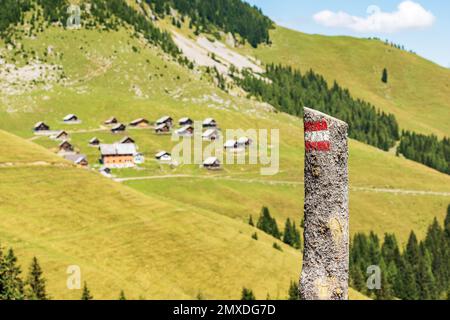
304;119;328;132
305;141;331;152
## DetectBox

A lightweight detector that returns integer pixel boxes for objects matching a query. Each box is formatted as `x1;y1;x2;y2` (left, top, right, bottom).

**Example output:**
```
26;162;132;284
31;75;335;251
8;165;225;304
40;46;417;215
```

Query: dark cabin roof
119;136;135;144
130;118;149;126
34;122;49;130
111;123;126;131
104;117;118;124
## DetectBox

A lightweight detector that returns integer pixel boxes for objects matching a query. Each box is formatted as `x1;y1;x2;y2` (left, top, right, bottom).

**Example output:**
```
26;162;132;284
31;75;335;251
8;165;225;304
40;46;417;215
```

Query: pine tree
256;207;281;239
374;258;394;300
119;290;126;300
381;233;401;298
283;218;293;246
445;205;450;238
288;281;299;300
405;232;420;268
0;248;24;300
398;254;418;300
424;218;447;296
81;282;93;300
416;245;436;300
241;287;255;300
401;232;420;300
349;263;366;293
25;257;48;300
248;215;254;227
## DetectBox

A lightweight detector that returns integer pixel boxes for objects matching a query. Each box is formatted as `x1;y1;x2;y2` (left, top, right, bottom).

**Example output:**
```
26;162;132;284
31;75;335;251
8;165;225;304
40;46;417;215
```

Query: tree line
398;131;449;175
350;205;450;300
89;0;181;58
36;0;69;24
249;206;302;250
147;0;273;47
237;64;400;151
0;0;182;59
0;247;48;300
0;243;130;300
0;0;32;35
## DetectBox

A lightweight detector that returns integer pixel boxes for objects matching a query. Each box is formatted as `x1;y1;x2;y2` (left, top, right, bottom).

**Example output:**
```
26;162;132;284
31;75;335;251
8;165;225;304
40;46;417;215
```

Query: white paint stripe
305;130;330;142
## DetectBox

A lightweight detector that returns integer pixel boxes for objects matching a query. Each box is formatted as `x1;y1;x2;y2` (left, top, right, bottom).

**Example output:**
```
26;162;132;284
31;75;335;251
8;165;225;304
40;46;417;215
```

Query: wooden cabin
203;157;221;170
54;131;69;141
64;154;88;167
59;140;74;153
104;117;118;125
99;166;112;177
202;118;217;128
237;137;252;147
179;117;193;126
99;143;137;168
202;128;219;141
155;151;172;162
63;114;79;123
33;122;50;132
129;118;150;128
111;123;127;133
119;136;135;144
155;123;171;134
89;137;100;146
175;125;194;137
224;140;239;150
156;116;173;127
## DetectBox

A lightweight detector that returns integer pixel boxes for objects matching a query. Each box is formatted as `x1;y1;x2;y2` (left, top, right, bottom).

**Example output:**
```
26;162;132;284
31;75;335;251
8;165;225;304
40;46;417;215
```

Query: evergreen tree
283;218;293;246
445;205;450;237
381;234;401;298
25;257;48;300
288;281;299;300
283;219;301;249
248;215;254;227
405;232;420;268
81;282;93;300
398;255;418;300
256;207;281;239
381;68;388;83
0;248;24;300
416;244;436;300
349;263;366;293
424;218;448;296
374;258;394;300
241;287;255;300
119;290;126;300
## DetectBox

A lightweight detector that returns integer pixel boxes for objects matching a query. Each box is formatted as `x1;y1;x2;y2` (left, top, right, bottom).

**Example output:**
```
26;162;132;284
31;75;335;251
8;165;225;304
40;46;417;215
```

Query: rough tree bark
299;107;349;300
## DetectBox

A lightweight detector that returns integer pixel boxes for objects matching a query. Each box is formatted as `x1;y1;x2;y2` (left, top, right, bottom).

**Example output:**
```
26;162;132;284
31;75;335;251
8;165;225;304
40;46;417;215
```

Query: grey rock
299;107;349;300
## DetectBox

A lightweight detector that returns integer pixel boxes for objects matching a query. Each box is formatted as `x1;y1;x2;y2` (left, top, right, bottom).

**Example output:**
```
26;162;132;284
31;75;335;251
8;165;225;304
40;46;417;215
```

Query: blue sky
246;0;450;68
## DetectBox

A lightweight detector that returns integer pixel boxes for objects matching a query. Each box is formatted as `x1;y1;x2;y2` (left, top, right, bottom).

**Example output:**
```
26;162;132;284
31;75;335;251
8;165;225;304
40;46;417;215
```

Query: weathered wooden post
300;107;349;300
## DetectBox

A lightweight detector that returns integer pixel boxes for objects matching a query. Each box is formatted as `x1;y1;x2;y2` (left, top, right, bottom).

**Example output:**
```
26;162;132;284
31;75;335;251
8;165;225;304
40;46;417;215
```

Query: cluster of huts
152;116;252;170
33;114;251;172
33;115;88;167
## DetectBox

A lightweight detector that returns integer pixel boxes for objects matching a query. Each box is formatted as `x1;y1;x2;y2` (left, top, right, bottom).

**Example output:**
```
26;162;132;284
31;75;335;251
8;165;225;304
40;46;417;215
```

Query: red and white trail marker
304;119;330;152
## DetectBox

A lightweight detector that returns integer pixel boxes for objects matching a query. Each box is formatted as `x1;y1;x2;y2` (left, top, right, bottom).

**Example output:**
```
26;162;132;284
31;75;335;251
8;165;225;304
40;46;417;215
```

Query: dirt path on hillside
115;175;450;197
0;161;73;168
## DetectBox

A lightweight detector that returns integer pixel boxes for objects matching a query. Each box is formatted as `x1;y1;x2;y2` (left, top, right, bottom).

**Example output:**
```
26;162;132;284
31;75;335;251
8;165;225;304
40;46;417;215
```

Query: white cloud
313;1;435;33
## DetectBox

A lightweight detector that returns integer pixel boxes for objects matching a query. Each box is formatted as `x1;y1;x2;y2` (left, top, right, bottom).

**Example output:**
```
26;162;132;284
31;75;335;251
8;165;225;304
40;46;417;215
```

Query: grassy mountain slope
0;129;305;300
243;26;450;138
